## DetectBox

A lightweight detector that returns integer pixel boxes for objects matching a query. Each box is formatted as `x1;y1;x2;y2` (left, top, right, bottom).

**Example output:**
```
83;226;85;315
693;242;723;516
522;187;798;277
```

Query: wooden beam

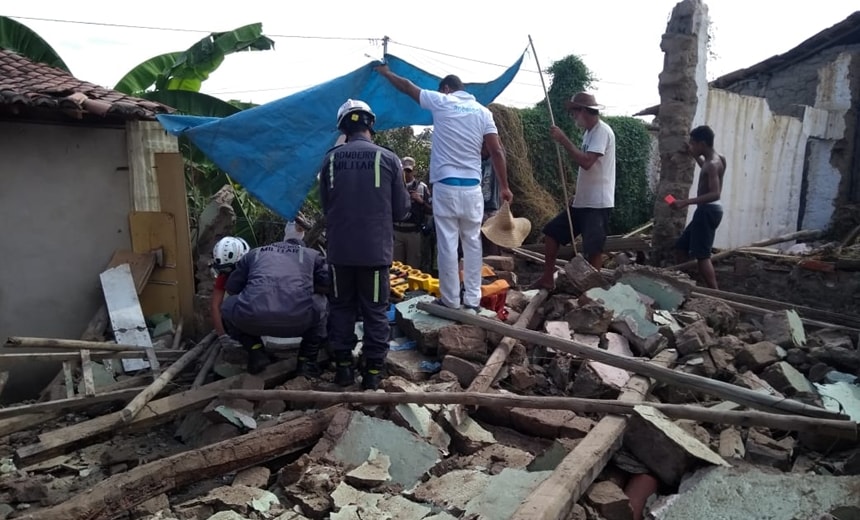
192;343;221;389
511;350;674;520
5;337;154;352
0;351;184;362
696;294;860;332
126;120;179;213
0;387;146;420
415;302;843;420
20;408;338;520
119;332;213;423
222;387;856;439
15;359;297;467
672;229;823;271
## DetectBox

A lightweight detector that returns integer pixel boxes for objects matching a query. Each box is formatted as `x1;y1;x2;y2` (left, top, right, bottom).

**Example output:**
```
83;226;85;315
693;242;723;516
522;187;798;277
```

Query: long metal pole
528;35;578;256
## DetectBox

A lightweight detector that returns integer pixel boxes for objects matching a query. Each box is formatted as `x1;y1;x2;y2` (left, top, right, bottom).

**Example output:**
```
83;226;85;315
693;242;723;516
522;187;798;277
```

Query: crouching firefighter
220;221;330;376
319;99;411;390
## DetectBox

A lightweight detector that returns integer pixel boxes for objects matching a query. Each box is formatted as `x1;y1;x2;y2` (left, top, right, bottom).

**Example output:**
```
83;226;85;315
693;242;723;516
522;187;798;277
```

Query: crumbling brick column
652;0;710;265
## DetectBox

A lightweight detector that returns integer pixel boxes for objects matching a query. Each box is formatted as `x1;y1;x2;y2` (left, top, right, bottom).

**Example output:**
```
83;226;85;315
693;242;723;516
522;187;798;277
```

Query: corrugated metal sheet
687;89;808;249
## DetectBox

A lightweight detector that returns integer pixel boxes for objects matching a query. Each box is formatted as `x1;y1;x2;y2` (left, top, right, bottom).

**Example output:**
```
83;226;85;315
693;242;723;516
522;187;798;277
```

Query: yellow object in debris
428;278;440;297
408;273;432;291
481;279;510;297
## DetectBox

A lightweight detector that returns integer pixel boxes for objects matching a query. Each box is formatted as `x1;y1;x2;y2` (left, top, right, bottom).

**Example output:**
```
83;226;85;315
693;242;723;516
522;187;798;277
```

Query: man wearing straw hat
376;64;513;313
532;92;616;290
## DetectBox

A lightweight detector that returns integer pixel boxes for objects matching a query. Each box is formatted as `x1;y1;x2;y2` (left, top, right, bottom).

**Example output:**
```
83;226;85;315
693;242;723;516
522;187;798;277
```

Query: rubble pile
0;256;857;520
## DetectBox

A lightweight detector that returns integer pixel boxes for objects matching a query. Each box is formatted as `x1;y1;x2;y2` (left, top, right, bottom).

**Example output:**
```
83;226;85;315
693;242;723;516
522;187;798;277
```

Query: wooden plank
79;350;96;397
672;229;823;270
129;211;181;322
20;408;337;520
126;120;179;213
511;350;675;520
15;359;296;467
120;332;213;423
6;337;157;352
154;153;195;325
0;414;59;438
100;263;157;372
416;302;843;420
61;362;75;399
0;387;145;419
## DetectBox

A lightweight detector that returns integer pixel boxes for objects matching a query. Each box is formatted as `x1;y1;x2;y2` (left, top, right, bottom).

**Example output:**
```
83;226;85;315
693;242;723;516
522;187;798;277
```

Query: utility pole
382;35;390;60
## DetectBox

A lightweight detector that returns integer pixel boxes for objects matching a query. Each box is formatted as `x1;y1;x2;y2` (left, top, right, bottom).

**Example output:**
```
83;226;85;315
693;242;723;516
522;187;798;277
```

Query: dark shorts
542;207;611;258
676;204;723;259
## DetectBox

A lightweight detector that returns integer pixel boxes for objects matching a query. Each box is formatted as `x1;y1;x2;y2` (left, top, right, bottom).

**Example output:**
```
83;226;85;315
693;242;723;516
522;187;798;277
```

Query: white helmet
336;99;375;130
212;236;249;270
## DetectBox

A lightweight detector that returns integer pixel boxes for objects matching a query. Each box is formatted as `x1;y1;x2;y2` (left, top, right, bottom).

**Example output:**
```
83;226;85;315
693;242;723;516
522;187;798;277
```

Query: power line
6;15;376;41
389;39;541;74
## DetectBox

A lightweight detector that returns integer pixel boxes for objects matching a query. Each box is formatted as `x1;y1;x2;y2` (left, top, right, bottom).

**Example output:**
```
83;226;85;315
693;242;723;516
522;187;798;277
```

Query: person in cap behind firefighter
220;221;330;376
319;99;411;390
393;156;431;268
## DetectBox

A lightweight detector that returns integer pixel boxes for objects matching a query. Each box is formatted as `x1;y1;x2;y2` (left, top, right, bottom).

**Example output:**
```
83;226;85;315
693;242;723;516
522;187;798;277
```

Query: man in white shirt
533;92;616;290
376;64;512;312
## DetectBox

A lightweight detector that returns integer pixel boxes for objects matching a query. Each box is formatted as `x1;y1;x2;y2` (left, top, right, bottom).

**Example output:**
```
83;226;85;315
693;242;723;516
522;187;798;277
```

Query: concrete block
761;361;817;398
564;301;614;336
623;405;729;487
762;309;807;349
386;348;436;382
232;466;270;488
395;295;457;353
508;365;538;391
411;469;491;515
462;468;553;519
443;408;496;455
745;429;793;471
736;341;782;372
585;480;634;520
570;363;621;399
437;324;488;362
681;297;739;335
674;320;714;356
467;444;534;474
441;355;482;388
508;408;594;439
563;255;610;295
330;411;440;489
718;427;745;460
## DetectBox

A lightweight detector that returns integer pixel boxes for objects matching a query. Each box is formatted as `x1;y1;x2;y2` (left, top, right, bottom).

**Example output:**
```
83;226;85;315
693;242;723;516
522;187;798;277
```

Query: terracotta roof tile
0;48;174;120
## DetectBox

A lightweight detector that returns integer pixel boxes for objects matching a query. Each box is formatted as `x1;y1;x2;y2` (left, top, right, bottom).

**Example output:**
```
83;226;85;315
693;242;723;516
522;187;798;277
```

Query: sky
5;1;858;118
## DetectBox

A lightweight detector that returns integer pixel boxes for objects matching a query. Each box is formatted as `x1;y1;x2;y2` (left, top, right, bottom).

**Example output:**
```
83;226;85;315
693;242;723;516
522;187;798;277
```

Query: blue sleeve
225;252;251;294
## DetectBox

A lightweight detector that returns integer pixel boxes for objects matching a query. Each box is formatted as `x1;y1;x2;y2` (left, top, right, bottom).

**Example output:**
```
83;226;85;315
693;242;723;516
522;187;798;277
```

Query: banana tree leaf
159;22;274;92
142;90;242;118
0;16;69;71
114;52;182;95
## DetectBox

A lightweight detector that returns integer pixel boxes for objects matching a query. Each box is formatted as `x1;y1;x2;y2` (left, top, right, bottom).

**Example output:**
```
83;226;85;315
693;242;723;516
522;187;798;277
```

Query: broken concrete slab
582;283;665;355
467;444;535;474
411;469;491;515
673;320;714;356
443;409;496;455
614;265;693;311
395;295;457;354
718;428;745;460
329;412;439;489
508;408;594;439
188;484;282;518
565;302;614;335
440;355;482;388
745;429;793;471
508;365;538;392
623;405;729;487
762;309;807;349
649;465;860;520
462;468;552;520
393;403;451;454
809;328;855;350
330;481;384;511
386;349;437;383
344;447;391;489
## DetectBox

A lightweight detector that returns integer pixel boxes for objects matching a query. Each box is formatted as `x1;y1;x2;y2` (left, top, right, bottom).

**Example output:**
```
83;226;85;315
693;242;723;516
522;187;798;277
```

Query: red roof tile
0;48;174;121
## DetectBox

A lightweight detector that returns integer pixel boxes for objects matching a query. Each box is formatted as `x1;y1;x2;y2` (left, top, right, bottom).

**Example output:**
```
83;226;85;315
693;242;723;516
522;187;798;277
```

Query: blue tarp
157;51;526;219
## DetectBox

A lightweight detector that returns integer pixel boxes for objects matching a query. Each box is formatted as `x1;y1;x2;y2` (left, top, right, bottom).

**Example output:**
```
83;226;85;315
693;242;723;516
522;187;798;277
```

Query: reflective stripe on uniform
331;265;338;299
328;154;335;188
374;150;381;188
373;269;380;303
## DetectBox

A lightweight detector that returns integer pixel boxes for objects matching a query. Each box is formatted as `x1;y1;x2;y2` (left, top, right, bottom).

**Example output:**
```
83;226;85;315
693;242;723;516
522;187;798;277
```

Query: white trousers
432;183;484;308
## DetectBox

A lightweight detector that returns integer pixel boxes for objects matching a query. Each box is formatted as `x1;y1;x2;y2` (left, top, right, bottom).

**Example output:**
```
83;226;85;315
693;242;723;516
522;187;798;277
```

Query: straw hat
565;92;604;111
481;202;532;249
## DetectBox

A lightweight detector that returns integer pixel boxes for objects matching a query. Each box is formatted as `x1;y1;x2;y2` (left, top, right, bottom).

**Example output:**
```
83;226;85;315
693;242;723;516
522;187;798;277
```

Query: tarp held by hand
157;51;526;219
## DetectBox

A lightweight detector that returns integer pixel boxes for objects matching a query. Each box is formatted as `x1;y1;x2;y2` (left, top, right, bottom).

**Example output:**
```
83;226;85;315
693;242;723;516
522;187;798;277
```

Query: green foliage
114;52;183;95
517;54;652;234
0;16;70;71
603;116;653;233
374;127;432;182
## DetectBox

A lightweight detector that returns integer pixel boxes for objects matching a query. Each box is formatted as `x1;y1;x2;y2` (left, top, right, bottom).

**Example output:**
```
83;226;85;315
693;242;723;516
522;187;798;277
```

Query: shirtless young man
670;125;726;289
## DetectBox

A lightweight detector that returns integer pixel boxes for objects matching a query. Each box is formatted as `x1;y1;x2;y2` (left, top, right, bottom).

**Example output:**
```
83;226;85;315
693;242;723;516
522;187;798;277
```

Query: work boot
296;339;322;378
361;358;385;391
246;344;271;375
333;350;355;387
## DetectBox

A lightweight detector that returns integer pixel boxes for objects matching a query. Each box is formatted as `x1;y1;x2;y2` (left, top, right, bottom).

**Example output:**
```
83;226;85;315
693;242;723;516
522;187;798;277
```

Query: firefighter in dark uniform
319;99;411;390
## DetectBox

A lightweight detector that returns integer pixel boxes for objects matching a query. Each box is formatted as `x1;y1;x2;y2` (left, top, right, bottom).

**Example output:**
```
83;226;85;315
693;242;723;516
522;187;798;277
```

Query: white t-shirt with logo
572;119;616;208
419;90;497;183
